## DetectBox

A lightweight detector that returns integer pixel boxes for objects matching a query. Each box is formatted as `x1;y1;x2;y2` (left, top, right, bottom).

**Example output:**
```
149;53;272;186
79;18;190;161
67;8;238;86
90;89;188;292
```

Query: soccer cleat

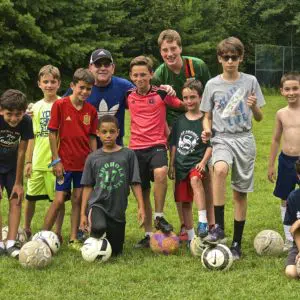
68;239;82;251
154;216;173;233
7;245;21;259
0;247;6;256
178;225;188;242
283;239;293;252
230;241;242;260
203;224;227;245
197;222;208;238
134;235;150;249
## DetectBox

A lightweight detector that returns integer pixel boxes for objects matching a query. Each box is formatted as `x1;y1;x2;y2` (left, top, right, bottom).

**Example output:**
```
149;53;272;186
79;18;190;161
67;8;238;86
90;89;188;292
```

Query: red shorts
175;169;205;203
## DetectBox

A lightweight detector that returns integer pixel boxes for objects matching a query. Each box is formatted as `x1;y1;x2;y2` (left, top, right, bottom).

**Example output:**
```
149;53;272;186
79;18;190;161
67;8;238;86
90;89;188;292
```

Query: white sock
198;210;207;223
0;241;5;249
6;240;16;249
145;232;152;237
281;206;293;241
187;228;195;241
154;212;163;220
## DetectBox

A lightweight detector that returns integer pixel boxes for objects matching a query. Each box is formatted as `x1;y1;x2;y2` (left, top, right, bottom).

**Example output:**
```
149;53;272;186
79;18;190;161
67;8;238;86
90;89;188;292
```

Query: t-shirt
152;56;211;126
170;114;211;180
48;96;98;171
0;114;33;173
284;189;300;226
32;98;60;171
200;73;265;134
80;147;141;223
126;86;182;150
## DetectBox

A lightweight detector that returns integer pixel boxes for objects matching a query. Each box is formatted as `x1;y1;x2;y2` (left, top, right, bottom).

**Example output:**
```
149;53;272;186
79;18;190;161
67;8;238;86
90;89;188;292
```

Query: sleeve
48;101;60;131
284;193;296;225
21;115;34;140
124;80;135;91
164;95;182;109
200;82;213;112
252;77;265;108
80;154;95;186
129;150;141;184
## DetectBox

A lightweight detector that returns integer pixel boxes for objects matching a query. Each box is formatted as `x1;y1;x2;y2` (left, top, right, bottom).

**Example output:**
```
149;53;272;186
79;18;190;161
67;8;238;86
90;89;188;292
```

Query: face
182;88;201;112
38;74;61;98
97;122;119;147
218;51;243;74
71;80;93;102
0;109;25;127
160;40;182;67
130;65;152;93
280;80;300;104
89;58;115;87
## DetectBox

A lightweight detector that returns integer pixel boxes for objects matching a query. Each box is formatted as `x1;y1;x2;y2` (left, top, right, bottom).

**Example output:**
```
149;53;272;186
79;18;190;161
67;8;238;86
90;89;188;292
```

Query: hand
138;207;145;228
53;162;64;177
168;165;175;180
247;93;257;109
80;215;89;233
195;161;205;173
290;220;300;236
10;184;24;205
267;166;276;183
26;103;34;118
201;130;212;144
160;85;176;97
24;163;32;178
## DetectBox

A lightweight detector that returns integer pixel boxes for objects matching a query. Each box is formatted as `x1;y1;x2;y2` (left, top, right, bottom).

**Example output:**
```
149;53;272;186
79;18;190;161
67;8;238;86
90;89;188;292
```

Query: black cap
90;49;113;64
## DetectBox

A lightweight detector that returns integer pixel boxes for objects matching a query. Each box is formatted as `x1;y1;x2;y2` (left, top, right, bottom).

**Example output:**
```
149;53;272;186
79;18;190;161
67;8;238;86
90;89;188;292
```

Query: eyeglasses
93;61;112;68
221;55;240;62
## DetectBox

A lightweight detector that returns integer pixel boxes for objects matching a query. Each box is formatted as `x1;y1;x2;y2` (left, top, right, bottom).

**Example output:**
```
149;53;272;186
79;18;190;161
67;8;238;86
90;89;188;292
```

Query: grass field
1;94;299;300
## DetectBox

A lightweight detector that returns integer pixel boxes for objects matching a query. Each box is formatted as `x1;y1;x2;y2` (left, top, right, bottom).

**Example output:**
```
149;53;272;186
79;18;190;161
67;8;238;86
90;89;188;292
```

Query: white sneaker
283;239;293;252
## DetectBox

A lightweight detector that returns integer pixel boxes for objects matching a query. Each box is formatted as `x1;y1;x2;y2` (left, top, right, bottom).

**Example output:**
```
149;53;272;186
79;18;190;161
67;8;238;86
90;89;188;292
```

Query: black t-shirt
284;189;300;225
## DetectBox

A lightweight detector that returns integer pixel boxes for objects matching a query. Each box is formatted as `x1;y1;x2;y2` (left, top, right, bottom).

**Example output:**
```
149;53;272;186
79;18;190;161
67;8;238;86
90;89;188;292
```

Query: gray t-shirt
81;147;141;223
200;73;265;134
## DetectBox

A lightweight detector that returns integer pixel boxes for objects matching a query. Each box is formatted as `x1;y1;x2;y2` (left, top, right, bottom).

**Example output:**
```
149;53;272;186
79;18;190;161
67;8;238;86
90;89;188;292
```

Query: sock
233;220;245;245
214;205;225;230
281;206;293;241
0;241;5;249
145;232;152;237
187;228;195;241
6;240;16;249
198;210;208;223
154;212;163;220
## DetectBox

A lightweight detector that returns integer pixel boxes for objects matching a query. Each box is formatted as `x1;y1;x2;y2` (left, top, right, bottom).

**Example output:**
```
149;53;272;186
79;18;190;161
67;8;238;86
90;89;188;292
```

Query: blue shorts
274;152;300;200
56;171;83;191
0;169;16;198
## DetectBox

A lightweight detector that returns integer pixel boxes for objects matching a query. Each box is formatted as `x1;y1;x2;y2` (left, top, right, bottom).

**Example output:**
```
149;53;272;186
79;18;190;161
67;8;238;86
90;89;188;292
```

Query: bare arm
196;146;212;172
49;130;64;177
24;138;34;178
89;135;97;152
80;186;93;231
201;112;212;143
131;183;145;227
247;93;263;122
168;145;176;180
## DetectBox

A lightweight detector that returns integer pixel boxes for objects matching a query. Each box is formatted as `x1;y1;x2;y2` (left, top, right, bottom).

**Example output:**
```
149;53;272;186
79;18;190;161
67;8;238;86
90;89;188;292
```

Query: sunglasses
221;55;240;62
94;61;112;68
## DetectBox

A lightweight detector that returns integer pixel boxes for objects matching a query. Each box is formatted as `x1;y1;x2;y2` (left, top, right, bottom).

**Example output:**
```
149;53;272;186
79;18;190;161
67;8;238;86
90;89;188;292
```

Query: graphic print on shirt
97;161;125;191
98;99;119;119
177;130;199;156
37;110;51;137
0;130;20;154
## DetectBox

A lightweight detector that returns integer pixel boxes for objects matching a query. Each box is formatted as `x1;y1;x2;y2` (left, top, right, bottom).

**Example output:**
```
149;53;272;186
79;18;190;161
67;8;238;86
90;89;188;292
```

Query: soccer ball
201;244;233;271
32;231;61;255
190;236;207;257
19;240;52;268
2;226;27;247
81;237;112;262
254;230;284;256
150;231;180;255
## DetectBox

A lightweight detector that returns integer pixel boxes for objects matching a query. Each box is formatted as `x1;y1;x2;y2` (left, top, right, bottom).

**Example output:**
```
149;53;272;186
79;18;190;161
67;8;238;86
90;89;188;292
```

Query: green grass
0;94;298;300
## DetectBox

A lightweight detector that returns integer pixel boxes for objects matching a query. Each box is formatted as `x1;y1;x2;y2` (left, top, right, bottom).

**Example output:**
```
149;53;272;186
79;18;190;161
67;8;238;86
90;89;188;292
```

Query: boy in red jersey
43;68;98;249
127;56;185;248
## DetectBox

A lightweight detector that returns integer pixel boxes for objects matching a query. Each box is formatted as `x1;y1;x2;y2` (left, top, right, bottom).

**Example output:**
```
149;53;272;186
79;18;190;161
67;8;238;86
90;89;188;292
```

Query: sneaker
68;239;82;251
283;239;293;252
230;241;242;260
154;216;173;233
203;224;227;245
134;235;150;249
197;222;208;238
178;225;188;242
0;247;6;256
7;245;20;259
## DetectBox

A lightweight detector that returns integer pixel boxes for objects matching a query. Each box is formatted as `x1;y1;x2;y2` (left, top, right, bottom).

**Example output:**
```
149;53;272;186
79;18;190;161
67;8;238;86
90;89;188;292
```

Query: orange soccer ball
150;230;180;255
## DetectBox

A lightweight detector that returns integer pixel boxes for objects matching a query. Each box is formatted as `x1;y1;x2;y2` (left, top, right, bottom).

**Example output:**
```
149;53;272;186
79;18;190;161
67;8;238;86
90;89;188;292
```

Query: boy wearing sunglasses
200;37;265;259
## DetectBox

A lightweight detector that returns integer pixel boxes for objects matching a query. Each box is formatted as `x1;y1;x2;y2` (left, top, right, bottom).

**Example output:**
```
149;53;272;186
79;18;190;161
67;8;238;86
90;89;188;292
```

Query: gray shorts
286;243;298;266
211;132;256;193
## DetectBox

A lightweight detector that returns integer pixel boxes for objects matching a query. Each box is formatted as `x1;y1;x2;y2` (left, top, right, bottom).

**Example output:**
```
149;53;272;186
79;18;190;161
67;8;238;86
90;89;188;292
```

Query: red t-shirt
127;86;182;149
48;96;98;171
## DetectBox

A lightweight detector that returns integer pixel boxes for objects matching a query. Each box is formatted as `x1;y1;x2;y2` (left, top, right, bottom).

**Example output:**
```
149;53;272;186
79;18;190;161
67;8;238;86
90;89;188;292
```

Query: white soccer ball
32;231;61;255
190;236;207;257
2;226;27;247
254;230;284;256
81;237;112;262
201;244;233;271
19;240;52;268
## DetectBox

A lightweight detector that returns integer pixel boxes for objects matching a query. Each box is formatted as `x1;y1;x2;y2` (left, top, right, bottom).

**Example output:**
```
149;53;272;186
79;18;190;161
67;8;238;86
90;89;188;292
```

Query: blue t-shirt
284;189;300;225
0;114;34;173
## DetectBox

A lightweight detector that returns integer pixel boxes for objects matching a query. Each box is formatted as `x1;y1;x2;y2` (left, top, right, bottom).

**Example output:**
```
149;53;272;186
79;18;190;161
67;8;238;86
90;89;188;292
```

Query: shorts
211;132;256;193
134;145;168;190
274;152;300;200
26;171;55;201
56;171;83;192
88;206;126;256
175;169;205;202
286;243;298;266
0;169;16;199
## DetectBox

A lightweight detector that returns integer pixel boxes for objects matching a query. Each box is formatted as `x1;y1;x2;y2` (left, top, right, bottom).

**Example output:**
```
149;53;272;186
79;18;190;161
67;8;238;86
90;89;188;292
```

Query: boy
168;79;212;244
0;89;33;258
43;68;98;249
127;56;185;248
200;37;265;259
284;159;300;279
24;65;65;241
268;72;300;251
80;115;145;256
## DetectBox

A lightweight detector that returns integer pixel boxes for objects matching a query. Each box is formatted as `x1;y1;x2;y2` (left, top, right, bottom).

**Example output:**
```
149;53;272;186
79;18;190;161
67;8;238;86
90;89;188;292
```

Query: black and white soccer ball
81;237;112;262
254;230;284;256
201;244;233;271
32;231;61;255
190;236;207;257
2;226;27;248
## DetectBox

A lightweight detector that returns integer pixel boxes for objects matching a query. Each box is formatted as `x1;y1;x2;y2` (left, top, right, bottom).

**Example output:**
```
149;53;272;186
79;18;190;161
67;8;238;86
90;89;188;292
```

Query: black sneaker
203;224;227;245
154;216;173;233
230;242;242;260
134;235;150;248
7;245;21;259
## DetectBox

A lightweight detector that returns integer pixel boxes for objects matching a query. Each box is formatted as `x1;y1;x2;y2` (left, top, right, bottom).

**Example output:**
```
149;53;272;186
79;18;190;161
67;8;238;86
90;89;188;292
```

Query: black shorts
134;145;168;190
286;243;298;266
0;170;16;199
89;206;125;256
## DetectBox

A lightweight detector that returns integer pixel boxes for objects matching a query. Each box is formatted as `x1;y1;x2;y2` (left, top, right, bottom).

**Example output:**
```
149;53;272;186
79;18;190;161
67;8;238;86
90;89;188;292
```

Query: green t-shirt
170;114;211;181
152;56;211;126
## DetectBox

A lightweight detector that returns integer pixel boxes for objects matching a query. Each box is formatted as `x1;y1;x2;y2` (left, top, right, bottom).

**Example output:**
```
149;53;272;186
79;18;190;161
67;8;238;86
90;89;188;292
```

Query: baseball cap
90;49;113;64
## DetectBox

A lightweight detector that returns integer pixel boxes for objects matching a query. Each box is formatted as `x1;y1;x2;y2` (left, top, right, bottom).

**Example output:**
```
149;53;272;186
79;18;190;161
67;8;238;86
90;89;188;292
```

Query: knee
285;265;298;279
190;176;201;188
154;167;167;183
72;194;81;205
213;164;228;178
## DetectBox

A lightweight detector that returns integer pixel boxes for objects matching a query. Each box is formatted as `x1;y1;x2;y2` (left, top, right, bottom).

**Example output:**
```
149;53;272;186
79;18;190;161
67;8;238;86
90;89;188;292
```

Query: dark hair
72;68;95;85
182;79;203;97
217;37;244;57
158;29;182;48
129;56;153;72
98;115;119;128
280;72;300;88
0;89;27;111
296;159;300;175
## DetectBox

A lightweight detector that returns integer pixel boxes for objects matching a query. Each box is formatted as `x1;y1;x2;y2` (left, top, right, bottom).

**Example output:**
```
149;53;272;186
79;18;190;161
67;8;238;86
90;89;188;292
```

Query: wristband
25;161;32;165
48;158;61;168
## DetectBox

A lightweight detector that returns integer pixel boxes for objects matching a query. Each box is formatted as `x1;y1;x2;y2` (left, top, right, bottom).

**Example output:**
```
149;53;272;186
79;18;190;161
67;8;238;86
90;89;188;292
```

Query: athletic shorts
26;171;55;201
56;171;83;191
274;152;300;200
286;243;298;266
134;145;168;190
175;169;205;203
88;206;126;256
211;132;256;193
0;169;16;199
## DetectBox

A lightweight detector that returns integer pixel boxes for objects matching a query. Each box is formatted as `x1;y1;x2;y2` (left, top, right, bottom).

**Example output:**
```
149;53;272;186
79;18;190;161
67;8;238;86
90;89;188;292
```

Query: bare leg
24;200;35;232
153;166;168;212
213;161;229;206
203;168;215;226
70;188;82;241
233;190;247;221
8;197;22;240
190;176;206;211
182;202;193;230
55;203;65;236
